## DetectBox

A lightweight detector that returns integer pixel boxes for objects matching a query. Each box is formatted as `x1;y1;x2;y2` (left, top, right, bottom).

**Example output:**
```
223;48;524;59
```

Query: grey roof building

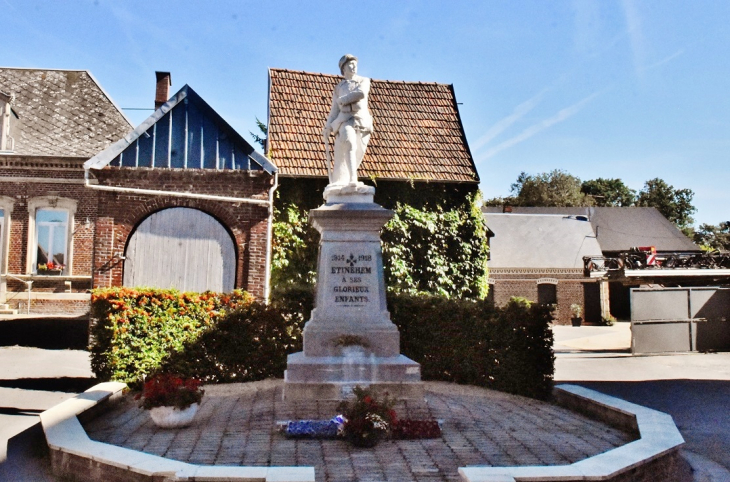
0;68;132;157
482;206;700;254
485;213;602;269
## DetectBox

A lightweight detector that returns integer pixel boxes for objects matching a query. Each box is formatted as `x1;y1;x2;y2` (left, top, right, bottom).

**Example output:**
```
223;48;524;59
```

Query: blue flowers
283;416;344;439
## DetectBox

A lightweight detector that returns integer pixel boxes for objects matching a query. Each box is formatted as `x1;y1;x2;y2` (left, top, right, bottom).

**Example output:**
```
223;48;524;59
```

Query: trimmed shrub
389;293;554;400
156;300;305;384
90;287;553;399
89;288;252;385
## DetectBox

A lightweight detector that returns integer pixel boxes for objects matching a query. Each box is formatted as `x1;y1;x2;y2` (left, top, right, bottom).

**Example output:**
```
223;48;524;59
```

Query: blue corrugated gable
86;85;276;174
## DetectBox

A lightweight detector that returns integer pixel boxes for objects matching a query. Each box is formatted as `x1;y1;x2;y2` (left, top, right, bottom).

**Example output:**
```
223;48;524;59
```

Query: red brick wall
489;270;596;325
1;156;96;281
5;298;90;315
2;158;274;314
92;167;273;299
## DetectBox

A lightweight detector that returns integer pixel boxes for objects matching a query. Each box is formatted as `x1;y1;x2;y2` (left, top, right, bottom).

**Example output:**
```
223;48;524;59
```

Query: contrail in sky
621;0;646;79
643;49;685;71
471;88;548;151
477;91;601;161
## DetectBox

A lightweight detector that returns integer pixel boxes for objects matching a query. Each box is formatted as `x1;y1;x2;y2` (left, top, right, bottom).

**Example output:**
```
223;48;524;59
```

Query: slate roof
482;206;700;253
0;68;133;157
267;68;478;183
485;214;603;269
85;85;276;174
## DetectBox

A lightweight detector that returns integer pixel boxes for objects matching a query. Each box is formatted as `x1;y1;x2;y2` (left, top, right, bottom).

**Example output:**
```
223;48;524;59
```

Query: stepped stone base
284;351;424;400
284;197;422;401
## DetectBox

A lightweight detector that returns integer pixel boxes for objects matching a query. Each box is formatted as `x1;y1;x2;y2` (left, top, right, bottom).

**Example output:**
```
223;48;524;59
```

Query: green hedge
89;288;253;385
390;294;554;400
89;287;553;399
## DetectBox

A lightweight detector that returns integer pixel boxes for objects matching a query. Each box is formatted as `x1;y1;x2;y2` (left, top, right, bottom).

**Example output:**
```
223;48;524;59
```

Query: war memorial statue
284;55;422;400
322;54;376;202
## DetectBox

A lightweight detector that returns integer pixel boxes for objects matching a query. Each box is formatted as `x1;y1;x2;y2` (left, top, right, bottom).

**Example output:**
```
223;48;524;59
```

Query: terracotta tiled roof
0;68;133;157
267;68;478;183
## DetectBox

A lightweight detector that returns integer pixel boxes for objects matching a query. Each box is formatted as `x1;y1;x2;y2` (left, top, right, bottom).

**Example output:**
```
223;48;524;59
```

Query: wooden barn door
123;208;235;293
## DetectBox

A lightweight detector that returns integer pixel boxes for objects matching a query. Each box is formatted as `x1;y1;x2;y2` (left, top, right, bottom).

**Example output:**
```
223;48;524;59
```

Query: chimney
154;71;171;110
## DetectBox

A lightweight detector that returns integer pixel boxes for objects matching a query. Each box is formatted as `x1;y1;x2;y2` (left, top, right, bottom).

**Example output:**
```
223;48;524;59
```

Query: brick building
84;77;278;301
0;68;132;314
0;70;276;315
483;206;702;324
484;211;603;324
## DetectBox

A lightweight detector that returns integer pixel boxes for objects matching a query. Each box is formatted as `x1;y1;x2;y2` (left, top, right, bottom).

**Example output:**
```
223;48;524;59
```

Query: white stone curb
40;382;315;482
459;384;685;482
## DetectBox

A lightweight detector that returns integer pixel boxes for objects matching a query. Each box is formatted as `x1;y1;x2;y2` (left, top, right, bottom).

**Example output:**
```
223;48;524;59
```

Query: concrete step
0;304;18;314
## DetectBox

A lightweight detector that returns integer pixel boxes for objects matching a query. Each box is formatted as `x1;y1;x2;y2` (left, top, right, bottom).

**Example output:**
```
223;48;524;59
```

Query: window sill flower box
37;263;65;276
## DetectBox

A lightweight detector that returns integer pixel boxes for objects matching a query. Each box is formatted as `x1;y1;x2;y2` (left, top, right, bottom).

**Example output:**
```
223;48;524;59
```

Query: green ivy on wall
271;179;489;299
382;191;489;298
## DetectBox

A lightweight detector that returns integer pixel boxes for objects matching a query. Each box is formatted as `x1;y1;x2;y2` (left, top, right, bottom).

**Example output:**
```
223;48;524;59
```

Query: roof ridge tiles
269;66;451;88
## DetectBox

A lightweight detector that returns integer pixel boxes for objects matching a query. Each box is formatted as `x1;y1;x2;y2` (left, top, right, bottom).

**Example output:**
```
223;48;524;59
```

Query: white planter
149;403;199;428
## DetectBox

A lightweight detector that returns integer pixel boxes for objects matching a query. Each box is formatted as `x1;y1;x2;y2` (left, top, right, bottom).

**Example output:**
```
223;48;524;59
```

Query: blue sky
4;0;729;226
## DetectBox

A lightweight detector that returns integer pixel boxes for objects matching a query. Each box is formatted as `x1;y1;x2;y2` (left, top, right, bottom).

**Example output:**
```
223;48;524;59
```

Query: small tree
581;178;636;207
510;170;593;207
636;178;696;230
249;117;268;153
693;222;730;251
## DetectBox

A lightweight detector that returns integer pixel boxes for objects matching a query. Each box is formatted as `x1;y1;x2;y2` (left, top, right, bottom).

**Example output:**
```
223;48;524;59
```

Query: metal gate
123;207;235;292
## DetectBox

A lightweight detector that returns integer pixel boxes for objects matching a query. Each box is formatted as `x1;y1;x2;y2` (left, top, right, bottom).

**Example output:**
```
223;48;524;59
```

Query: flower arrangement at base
337;386;396;448
135;374;204;428
391;419;442;439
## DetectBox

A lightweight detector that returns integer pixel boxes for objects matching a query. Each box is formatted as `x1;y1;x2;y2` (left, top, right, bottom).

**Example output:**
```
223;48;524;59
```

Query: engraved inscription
330;253;373;306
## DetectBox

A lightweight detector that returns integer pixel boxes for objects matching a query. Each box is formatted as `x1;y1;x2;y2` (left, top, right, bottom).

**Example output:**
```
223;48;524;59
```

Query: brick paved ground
84;380;635;482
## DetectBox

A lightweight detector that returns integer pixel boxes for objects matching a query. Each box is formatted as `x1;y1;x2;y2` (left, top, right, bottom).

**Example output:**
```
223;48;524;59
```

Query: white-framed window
0;196;13;276
537;282;557;305
0;91;16;152
35;209;68;272
27;197;76;275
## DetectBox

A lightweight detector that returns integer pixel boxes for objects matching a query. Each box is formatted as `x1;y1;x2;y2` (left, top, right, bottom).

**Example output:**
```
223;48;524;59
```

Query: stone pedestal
284;188;423;400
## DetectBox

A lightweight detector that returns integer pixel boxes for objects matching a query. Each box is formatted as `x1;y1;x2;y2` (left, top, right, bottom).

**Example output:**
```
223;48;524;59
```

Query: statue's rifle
324;133;333;183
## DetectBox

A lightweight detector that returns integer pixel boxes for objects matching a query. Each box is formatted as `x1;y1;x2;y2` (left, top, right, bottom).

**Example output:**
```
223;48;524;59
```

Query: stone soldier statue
322;54;373;194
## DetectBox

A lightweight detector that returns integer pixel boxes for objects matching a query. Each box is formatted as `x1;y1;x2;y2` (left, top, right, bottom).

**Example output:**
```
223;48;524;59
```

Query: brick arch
94;191;269;298
123;200;243;263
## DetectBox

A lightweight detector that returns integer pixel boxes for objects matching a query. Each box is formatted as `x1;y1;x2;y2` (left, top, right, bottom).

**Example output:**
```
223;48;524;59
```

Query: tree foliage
636;178;696;229
509;169;593;207
580;178;636;207
489;170;697;231
249;117;268;152
693;222;730;251
270;202;318;289
381;192;489;299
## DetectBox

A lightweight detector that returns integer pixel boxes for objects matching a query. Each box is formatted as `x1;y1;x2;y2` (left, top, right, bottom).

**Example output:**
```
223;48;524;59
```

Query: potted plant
337;386;396;448
136;374;204;428
570;303;583;327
